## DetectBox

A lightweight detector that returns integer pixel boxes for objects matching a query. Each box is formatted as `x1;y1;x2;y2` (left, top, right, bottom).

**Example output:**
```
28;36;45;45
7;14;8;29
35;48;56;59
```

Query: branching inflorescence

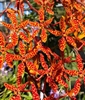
0;0;85;100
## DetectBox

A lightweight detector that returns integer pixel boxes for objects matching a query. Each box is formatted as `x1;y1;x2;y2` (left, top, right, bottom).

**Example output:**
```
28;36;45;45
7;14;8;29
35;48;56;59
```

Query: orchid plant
0;0;85;100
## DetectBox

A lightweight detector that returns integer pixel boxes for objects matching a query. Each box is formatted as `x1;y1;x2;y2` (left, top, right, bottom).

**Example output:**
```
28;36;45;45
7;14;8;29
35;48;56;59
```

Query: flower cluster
0;0;85;100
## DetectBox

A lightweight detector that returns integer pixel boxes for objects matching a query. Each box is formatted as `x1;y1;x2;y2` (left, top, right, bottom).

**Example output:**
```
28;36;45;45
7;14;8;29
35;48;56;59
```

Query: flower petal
38;7;44;22
58;37;66;51
40;28;47;42
0;55;4;69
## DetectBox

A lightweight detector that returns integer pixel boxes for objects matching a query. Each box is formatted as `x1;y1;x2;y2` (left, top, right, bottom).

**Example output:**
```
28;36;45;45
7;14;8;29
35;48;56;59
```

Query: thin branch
0;2;12;17
52;22;60;26
25;0;38;13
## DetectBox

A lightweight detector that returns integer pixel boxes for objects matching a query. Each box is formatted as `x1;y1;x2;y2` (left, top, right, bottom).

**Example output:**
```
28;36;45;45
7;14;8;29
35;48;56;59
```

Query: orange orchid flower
28;7;53;43
2;8;29;32
0;31;18;68
4;81;29;100
48;16;76;51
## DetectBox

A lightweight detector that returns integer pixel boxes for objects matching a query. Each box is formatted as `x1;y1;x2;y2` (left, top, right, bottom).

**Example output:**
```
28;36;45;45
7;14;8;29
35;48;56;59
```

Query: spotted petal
17;62;25;85
0;55;4;69
6;53;14;68
40;53;48;70
6;32;18;49
67;79;81;97
19;41;26;56
25;48;38;59
19;32;30;43
46;76;58;92
56;76;68;88
40;28;47;42
1;22;13;30
44;17;54;26
6;9;18;27
26;61;38;74
38;7;44;23
58;37;66;51
4;83;16;92
18;20;29;29
31;83;40;100
66;36;76;47
0;31;5;47
48;29;61;36
10;95;21;100
59;16;66;32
